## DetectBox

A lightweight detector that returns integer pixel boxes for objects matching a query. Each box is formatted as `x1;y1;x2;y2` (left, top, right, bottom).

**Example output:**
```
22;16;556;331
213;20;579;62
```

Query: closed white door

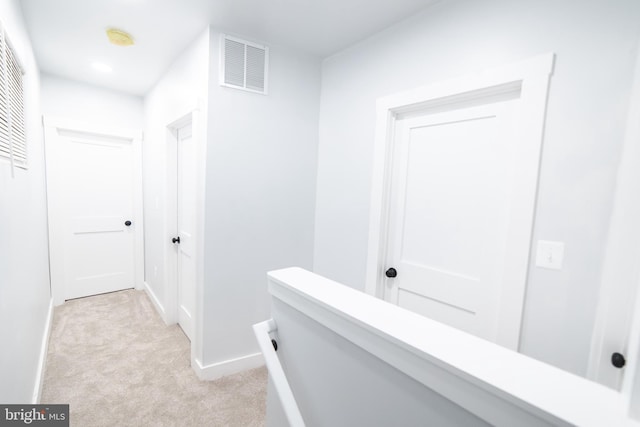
46;127;136;300
175;123;196;341
384;99;530;348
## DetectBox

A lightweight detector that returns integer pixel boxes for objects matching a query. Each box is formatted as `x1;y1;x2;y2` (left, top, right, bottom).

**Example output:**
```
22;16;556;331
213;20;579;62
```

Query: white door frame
365;53;555;349
43;116;144;306
165;105;206;364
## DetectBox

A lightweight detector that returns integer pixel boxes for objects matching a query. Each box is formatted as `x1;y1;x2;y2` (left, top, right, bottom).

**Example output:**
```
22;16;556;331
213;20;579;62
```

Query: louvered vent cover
221;35;268;94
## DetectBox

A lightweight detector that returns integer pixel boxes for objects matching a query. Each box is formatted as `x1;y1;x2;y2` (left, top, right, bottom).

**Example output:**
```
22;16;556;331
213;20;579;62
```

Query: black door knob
612;352;626;368
385;268;397;278
172;236;181;244
124;220;132;226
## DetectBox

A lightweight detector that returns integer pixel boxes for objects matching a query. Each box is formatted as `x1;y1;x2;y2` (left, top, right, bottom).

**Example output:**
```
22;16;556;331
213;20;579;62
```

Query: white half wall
265;268;638;427
201;29;320;370
273;298;490;427
40;74;143;129
142;28;210;323
313;0;640;377
0;0;52;403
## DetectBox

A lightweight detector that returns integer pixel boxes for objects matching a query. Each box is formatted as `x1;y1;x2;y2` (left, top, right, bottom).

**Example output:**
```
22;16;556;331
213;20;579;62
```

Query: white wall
0;0;52;402
201;30;320;368
314;0;640;377
142;29;209;319
272;299;490;427
41;74;143;129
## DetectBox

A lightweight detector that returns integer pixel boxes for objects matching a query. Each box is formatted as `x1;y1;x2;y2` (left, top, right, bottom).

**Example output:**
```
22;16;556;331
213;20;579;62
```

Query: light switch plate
536;240;565;270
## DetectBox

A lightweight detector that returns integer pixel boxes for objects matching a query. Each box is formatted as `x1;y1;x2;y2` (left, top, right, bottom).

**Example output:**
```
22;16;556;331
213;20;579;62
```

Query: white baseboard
192;352;265;381
32;298;54;404
144;281;169;324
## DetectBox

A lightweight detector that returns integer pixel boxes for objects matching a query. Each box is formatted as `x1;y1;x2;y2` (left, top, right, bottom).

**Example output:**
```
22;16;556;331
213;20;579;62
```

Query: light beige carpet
41;289;267;427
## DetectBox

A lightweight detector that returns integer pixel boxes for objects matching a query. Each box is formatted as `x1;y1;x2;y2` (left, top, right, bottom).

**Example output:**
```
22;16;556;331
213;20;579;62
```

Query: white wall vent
220;35;269;95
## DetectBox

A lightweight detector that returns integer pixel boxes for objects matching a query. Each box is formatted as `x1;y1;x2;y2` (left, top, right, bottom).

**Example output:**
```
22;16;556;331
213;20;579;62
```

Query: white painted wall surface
0;0;52;402
273;299;490;427
313;0;640;377
142;29;209;318
41;74;143;129
201;30;320;368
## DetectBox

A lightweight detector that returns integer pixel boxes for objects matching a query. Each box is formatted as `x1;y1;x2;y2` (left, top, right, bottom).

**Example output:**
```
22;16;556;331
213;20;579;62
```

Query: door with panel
384;98;533;349
174;123;196;341
45;126;138;301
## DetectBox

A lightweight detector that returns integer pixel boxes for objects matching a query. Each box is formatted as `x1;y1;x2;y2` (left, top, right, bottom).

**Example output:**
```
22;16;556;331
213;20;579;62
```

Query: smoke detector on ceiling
106;28;134;47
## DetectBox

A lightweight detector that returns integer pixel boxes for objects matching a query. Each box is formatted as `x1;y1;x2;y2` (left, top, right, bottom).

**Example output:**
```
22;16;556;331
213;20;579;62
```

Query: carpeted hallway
41;289;267;426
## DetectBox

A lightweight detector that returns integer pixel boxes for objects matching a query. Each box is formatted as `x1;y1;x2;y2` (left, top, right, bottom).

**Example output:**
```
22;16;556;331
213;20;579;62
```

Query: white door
45;126;137;301
175;123;196;340
384;99;530;348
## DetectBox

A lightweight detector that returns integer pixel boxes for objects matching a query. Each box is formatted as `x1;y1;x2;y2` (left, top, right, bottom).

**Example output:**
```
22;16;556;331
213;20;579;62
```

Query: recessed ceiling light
91;62;113;73
106;28;135;47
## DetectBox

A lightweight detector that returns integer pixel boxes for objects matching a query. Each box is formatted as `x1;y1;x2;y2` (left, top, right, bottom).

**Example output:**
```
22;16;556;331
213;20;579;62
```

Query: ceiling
20;0;439;96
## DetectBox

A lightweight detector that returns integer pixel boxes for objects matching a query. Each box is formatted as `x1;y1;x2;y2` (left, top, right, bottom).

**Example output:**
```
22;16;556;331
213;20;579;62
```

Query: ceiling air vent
221;35;269;95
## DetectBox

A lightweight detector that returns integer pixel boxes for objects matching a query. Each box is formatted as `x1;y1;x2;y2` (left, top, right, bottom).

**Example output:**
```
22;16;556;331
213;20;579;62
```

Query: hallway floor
41;289;267;426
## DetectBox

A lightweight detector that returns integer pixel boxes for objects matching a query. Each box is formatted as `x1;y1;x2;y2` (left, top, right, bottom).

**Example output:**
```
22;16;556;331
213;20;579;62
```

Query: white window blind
0;30;10;161
0;26;26;170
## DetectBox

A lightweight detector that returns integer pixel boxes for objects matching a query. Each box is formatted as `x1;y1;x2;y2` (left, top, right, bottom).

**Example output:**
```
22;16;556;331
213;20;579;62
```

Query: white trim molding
253;319;305;426
32;298;54;404
192;353;265;381
268;267;640;427
143;281;168;325
364;53;555;350
42;116;143;141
